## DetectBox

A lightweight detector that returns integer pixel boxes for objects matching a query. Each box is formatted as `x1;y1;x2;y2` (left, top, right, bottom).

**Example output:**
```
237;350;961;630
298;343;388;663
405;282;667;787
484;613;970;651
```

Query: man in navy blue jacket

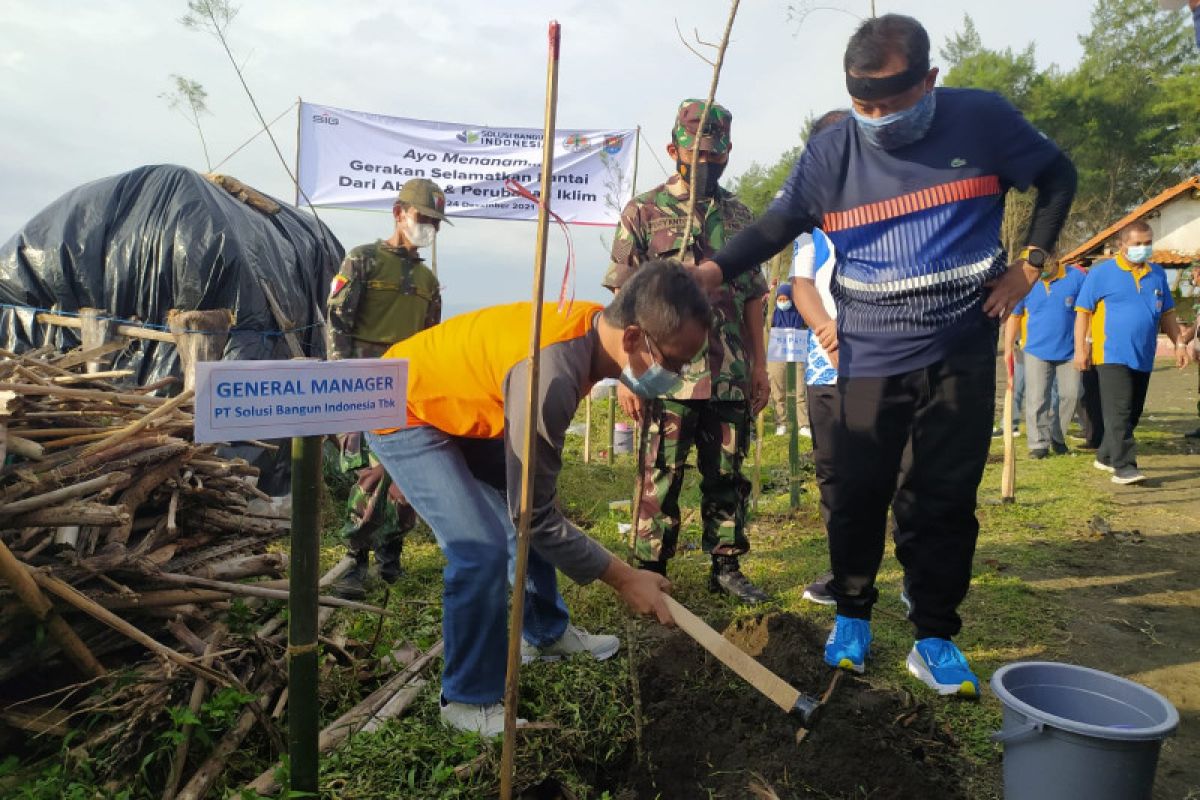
694;14;1076;696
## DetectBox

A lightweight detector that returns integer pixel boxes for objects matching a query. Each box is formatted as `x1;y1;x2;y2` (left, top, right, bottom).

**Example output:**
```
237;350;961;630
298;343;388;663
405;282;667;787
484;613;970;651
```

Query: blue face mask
619;334;684;399
1125;245;1153;264
852;90;937;150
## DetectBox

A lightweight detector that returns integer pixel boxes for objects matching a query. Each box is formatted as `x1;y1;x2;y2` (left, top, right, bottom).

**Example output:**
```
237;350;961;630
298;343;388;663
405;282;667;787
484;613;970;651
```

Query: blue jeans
366;426;570;704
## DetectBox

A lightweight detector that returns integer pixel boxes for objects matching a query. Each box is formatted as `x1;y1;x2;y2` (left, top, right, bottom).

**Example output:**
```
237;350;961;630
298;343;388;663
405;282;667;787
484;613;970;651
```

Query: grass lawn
305;398;1113;799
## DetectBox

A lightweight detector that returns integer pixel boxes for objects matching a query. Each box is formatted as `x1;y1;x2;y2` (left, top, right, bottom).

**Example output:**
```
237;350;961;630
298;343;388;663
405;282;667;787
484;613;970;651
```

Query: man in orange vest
368;260;708;736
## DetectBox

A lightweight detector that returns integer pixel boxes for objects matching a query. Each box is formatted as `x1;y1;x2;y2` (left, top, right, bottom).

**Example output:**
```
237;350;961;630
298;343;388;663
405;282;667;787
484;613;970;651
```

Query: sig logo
312;113;340;125
457;129;481;144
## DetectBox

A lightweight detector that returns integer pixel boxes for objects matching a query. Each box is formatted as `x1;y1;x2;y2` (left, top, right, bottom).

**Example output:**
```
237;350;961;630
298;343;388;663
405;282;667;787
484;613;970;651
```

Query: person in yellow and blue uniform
1073;221;1190;485
1006;261;1085;458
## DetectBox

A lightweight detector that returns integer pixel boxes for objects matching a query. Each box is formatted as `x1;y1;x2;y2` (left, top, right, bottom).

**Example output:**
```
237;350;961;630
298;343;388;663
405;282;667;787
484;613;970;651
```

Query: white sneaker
1093;459;1115;473
1112;467;1146;485
439;697;526;737
798;426;812;438
775;424;787;436
520;625;619;664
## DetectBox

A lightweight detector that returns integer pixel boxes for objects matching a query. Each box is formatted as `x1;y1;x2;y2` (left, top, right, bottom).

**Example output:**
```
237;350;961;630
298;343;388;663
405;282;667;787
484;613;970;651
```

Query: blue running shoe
907;638;980;697
824;615;870;673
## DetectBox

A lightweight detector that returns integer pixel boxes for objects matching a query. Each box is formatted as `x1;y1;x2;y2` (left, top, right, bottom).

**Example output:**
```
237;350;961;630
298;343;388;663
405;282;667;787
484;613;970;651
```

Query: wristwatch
1017;246;1054;278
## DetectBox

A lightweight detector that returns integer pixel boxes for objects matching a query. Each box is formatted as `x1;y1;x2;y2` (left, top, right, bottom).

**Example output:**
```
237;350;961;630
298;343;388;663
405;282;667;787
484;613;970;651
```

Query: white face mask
400;213;436;248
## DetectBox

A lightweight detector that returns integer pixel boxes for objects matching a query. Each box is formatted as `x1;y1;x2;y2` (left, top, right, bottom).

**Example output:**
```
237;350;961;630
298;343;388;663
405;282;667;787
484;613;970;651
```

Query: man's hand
983;262;1039;320
750;366;770;416
604;559;674;625
1074;347;1091;372
813;318;838;354
1175;343;1191;370
617;382;644;422
692;260;725;295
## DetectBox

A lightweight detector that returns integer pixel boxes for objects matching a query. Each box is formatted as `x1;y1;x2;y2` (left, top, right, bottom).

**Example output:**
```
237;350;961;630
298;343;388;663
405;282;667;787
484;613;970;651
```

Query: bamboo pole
243;640;444;795
79;389;194;458
583;394;591;463
28;569;224;684
287;434;322;795
0;381;172;404
500;21;561;800
0;472;130;517
34;311;177;344
162;625;225;800
154;573;395;617
606;386;616;466
787;361;800;511
1001;351;1016;503
0;537;106;678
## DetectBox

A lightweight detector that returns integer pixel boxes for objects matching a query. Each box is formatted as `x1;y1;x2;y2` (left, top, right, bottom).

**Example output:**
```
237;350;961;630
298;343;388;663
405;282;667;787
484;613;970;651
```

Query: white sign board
767;328;809;363
193;359;407;443
298;101;636;225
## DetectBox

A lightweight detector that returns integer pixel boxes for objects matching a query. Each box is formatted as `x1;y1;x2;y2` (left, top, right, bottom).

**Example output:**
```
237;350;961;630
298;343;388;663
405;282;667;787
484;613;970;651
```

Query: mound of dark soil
628;613;967;799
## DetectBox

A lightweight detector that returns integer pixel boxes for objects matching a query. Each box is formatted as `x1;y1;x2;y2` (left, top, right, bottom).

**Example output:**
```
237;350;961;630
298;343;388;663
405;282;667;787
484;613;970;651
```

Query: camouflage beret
672;99;732;155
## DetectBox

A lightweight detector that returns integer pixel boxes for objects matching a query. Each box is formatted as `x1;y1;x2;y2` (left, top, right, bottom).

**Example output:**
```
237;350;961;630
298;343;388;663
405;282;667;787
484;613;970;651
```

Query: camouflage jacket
604;175;767;401
326;241;441;360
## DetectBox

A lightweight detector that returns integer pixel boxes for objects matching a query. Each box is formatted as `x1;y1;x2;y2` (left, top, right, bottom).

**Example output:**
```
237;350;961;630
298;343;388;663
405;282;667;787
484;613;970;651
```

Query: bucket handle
991;720;1044;745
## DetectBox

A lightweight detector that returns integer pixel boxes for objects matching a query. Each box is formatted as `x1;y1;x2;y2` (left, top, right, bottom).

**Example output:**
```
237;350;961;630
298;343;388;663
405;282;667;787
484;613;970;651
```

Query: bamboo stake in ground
1001;351;1016;503
287;434;322;796
500;21;561;800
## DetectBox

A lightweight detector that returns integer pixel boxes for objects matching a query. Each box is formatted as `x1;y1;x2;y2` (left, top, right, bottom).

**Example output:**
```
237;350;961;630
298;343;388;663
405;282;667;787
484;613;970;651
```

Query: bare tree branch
675;19;716;66
678;0;741;259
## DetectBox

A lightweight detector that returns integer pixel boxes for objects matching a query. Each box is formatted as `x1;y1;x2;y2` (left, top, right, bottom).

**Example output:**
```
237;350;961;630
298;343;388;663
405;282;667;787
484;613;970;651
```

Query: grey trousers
1023;352;1080;452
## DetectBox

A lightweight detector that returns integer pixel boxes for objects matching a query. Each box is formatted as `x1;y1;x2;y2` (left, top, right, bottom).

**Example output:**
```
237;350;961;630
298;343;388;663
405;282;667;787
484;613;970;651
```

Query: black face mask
676;159;726;199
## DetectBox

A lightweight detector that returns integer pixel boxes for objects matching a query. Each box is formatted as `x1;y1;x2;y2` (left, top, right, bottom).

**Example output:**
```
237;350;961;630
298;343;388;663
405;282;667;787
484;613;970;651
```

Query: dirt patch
627;613;966;799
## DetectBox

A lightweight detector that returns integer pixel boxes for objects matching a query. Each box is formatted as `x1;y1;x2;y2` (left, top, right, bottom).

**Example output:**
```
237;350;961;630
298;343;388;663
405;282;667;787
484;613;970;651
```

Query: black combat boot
375;539;404;584
709;555;769;604
333;551;371;600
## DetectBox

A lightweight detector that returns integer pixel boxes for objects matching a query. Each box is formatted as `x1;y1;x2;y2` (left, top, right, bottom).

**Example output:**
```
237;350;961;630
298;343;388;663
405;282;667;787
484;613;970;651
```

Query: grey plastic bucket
990;661;1179;800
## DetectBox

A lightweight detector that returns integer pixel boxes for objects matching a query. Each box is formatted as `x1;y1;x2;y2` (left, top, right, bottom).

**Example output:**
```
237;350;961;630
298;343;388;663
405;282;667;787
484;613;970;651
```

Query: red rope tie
504;178;575;314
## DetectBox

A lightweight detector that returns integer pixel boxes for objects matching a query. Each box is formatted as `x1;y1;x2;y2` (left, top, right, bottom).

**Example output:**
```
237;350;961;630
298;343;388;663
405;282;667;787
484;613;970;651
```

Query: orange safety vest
377;301;602;438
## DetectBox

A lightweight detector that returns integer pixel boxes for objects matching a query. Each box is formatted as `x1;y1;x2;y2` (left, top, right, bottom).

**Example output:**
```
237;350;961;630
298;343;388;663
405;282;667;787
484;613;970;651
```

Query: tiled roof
1061;176;1200;264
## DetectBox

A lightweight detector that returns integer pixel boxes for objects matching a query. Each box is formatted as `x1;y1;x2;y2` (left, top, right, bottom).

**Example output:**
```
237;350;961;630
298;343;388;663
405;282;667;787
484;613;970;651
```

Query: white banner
298;102;636;225
193;359;407;443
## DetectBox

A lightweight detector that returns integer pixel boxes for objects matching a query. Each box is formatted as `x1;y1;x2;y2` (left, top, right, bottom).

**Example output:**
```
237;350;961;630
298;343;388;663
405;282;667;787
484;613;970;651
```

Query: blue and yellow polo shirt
1012;265;1087;362
1075;255;1174;373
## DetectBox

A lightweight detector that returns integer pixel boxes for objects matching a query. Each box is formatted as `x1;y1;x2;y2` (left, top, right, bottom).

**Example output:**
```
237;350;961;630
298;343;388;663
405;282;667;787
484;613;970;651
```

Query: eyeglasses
644;332;687;374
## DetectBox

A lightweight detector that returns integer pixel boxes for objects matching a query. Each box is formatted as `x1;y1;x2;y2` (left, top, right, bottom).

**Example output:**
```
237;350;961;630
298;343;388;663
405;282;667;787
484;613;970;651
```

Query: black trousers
1078;367;1105;448
1095;364;1151;470
824;329;996;640
806;384;840;530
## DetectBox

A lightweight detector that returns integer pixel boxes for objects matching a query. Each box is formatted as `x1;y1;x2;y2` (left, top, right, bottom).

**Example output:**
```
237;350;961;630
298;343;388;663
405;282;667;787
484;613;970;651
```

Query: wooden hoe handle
663;595;802;713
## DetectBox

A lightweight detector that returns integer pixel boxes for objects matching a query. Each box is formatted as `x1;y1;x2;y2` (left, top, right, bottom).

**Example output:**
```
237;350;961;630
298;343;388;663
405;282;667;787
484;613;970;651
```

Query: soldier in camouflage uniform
327;178;447;599
605;100;771;604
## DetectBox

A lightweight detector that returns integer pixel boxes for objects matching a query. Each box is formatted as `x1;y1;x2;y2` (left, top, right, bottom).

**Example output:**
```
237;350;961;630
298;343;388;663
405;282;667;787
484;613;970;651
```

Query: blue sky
1;0;1092;316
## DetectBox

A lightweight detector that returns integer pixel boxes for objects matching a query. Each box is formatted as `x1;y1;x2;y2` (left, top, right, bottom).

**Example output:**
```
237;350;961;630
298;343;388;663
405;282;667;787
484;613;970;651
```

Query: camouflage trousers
633;399;752;563
337;431;416;555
